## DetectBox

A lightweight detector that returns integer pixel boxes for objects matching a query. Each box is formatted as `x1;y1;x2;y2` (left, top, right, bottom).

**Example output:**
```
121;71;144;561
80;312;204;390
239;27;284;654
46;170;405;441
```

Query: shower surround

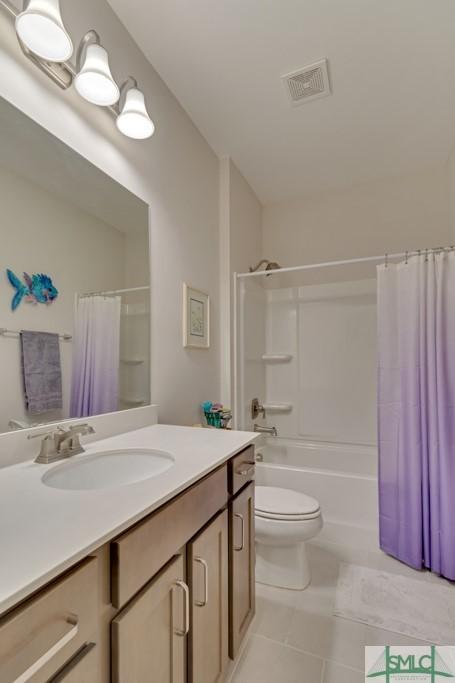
238;277;379;553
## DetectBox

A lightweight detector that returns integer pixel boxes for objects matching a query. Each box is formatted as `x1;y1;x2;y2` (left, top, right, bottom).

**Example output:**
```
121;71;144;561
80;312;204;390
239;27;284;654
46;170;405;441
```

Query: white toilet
255;486;323;590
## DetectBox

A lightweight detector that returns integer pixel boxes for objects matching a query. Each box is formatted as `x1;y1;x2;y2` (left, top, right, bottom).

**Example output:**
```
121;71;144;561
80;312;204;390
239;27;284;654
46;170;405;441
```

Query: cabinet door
188;510;229;683
112;554;187;683
229;482;255;659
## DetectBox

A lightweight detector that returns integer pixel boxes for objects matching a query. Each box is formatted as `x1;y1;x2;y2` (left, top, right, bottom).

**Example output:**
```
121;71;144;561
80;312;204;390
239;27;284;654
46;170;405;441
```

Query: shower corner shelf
263;403;293;413
261;354;292;363
120;358;145;365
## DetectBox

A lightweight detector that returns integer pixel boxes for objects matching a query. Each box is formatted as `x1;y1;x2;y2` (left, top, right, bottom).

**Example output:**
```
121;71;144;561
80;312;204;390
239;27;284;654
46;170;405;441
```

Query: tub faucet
251;398;266;420
254;424;277;437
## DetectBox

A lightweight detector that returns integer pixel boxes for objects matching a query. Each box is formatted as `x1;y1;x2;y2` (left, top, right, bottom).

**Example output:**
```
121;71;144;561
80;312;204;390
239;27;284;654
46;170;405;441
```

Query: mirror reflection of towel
20;331;63;414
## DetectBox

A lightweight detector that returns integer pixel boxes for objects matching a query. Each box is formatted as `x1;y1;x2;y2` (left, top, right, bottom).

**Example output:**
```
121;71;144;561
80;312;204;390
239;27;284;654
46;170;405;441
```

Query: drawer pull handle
236;461;255;476
173;580;190;637
49;642;96;682
13;617;79;683
194;557;209;607
234;513;245;551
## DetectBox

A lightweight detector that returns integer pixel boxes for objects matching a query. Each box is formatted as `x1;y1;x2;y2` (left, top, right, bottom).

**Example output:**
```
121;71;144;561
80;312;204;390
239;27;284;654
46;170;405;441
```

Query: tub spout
254;424;278;437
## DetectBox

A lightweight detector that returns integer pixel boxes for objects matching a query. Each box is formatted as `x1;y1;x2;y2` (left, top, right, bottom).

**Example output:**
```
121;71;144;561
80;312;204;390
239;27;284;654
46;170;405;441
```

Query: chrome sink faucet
29;423;95;464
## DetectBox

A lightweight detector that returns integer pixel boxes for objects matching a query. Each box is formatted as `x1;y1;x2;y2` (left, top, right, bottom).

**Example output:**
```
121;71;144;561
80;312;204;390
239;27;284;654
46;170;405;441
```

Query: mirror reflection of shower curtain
377;250;455;580
70;295;121;418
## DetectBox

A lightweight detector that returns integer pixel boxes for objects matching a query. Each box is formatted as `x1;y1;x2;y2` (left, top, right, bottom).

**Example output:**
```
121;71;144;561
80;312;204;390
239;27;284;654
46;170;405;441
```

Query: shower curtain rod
236;245;455;279
79;285;150;298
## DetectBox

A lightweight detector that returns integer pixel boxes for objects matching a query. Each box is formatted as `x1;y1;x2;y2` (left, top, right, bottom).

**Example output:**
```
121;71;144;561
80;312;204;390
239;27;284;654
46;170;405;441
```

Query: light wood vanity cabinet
229;446;255;496
0;446;255;683
0;556;99;683
188;510;229;683
112;554;187;683
111;464;228;609
229;481;255;659
49;643;98;682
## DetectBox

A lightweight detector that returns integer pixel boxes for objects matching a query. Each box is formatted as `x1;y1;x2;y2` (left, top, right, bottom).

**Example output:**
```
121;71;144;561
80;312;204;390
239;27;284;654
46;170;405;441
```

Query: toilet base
255;541;311;591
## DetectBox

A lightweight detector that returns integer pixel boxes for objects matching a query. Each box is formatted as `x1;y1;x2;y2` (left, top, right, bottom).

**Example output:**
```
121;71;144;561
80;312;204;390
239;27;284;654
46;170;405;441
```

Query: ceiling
108;0;455;204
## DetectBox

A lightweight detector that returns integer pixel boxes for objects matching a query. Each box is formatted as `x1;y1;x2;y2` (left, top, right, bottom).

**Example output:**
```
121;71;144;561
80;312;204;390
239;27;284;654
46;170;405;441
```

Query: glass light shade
74;43;119;106
116;87;155;139
15;0;73;62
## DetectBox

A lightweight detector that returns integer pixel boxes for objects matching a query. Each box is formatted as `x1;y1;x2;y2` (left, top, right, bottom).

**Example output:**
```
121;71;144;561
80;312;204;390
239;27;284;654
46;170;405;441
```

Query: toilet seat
255;486;321;521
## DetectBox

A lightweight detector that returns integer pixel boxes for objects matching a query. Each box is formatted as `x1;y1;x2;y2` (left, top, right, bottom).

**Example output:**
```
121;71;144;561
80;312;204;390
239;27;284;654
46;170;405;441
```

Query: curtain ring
425;248;429;262
405;251;408;264
385;253;388;268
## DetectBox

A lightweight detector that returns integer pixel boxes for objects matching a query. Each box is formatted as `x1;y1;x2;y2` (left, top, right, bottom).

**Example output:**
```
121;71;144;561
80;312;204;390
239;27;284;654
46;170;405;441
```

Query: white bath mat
334;563;455;644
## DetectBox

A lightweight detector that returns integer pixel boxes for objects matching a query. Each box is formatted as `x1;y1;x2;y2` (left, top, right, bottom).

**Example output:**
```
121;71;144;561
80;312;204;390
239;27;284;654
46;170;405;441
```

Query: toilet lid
255;486;320;519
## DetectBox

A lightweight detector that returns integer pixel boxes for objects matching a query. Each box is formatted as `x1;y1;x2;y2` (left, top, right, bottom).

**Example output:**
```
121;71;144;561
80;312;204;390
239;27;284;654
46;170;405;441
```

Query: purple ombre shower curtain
377;250;455;579
70;295;121;418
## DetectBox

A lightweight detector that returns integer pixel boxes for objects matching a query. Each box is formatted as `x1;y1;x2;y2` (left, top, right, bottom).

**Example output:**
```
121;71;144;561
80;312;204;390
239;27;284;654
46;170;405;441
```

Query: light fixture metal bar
0;0;15;18
19;41;73;89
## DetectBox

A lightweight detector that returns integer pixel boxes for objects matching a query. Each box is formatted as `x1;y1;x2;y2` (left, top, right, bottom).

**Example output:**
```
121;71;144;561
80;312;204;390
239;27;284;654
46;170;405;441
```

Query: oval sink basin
42;449;175;491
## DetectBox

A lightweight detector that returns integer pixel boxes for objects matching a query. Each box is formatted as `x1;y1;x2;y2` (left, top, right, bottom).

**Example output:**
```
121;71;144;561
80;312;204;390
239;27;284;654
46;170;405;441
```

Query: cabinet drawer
229;446;255;496
0;557;98;683
111;464;228;608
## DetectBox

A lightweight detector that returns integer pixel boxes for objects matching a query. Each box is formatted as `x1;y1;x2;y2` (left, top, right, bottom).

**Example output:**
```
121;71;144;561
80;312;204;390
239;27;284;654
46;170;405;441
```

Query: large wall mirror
0;97;150;433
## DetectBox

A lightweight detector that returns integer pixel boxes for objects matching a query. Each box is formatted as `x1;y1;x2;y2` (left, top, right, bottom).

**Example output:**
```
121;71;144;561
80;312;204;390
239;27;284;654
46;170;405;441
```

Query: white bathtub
255;438;379;551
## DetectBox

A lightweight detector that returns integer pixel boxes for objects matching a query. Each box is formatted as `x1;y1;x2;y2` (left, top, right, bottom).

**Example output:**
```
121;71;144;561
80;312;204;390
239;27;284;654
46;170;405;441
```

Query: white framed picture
183;283;210;349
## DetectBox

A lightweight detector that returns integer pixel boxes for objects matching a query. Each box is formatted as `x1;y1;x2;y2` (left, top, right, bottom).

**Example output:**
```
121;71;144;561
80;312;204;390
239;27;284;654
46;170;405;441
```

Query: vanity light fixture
0;1;155;141
116;78;155;139
15;0;73;63
74;30;119;106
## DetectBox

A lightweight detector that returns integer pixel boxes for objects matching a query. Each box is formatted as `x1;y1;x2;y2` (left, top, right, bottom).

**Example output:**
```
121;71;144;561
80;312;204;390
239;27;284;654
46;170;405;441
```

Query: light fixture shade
15;0;73;62
116;88;155;140
74;43;119;106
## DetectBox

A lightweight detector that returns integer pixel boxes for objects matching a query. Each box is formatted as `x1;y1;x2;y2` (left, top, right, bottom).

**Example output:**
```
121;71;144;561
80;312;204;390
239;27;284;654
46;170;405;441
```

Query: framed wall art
183;283;210;349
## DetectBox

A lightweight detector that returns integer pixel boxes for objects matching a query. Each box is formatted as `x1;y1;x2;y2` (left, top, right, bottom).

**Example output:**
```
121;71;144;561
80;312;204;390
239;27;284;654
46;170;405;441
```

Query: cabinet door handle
234;513;245;551
49;642;96;682
236;461;255;476
12;617;79;683
173;580;190;637
194;557;209;607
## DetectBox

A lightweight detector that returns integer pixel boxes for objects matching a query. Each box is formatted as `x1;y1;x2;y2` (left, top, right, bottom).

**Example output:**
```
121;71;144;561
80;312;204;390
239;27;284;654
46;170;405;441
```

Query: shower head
249;259;282;275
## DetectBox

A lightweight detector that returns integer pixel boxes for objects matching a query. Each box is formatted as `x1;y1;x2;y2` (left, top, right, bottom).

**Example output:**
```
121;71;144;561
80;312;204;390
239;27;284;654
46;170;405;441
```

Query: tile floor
228;541;434;683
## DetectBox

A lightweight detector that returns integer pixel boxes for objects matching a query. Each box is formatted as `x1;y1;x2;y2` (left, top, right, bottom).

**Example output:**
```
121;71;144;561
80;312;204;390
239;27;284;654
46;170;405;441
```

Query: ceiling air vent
282;59;331;106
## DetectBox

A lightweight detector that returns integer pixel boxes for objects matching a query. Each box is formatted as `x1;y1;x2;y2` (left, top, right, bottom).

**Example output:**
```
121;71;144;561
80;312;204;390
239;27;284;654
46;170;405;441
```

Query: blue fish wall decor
6;269;59;311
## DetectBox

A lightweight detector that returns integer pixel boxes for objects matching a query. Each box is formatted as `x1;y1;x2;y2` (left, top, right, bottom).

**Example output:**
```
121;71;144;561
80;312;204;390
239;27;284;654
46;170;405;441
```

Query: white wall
0;166;126;430
447;147;455;243
0;0;220;426
263;166;450;274
219;159;262;410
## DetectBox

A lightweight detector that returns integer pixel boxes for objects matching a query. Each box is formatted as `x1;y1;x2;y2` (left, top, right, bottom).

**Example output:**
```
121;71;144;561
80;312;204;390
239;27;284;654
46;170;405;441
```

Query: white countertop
0;424;258;616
